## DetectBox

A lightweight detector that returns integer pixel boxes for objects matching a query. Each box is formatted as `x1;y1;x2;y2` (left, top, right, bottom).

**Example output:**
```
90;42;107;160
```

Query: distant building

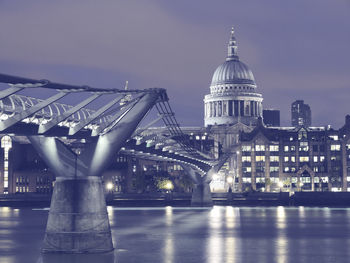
291;100;311;127
238;116;350;192
263;109;280;127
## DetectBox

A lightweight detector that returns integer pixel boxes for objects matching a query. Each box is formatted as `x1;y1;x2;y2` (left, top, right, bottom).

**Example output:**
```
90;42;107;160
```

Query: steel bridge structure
0;72;222;254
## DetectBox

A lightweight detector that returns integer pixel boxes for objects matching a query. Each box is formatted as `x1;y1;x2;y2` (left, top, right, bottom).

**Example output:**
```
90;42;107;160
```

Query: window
291;156;296;162
270;156;279;162
256;156;265;162
243;178;252;183
300;156;309;162
329;135;339;141
299;142;309;151
320;145;325;152
313;156;318;162
314;177;319;183
269;145;279;152
290;146;296;151
284;146;289;152
270;166;279;172
313;145;319;152
243;167;252;173
284;156;289;162
284;167;290;172
255;145;265;151
256;178;265;183
242;145;251;152
320;156;325;162
321;177;329;183
242;156;251;162
330;144;341;151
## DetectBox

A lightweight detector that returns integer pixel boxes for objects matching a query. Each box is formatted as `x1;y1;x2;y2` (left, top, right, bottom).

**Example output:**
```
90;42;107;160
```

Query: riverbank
1;192;350;207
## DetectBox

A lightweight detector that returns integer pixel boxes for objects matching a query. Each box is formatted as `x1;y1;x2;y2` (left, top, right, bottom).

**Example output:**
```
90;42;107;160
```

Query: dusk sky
0;1;349;128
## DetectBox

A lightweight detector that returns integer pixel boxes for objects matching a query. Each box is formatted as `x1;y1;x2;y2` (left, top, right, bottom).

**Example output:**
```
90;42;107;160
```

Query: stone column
342;141;347;191
237;149;243;192
251;145;256;190
265;145;271;192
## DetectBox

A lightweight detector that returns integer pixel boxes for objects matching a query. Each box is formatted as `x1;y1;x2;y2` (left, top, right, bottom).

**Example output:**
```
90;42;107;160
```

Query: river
0;206;349;263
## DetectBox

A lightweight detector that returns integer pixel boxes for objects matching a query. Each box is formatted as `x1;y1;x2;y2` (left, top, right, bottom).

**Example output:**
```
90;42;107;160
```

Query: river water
0;206;349;263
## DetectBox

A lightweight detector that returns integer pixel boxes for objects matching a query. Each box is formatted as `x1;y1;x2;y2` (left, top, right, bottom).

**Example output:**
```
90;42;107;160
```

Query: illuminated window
284;146;289;152
242;145;251;152
255;145;265;151
256;178;265;183
321;177;328;182
270;156;279;162
313;156;318;162
329;135;338;141
314;177;319;183
284;167;290;172
330;144;341;151
284;156;289;162
300;156;309;162
270;166;279;172
320;156;325;162
291;156;296;162
299;142;309;151
269;145;279;152
242;156;251;162
243;178;252;183
256;156;265;162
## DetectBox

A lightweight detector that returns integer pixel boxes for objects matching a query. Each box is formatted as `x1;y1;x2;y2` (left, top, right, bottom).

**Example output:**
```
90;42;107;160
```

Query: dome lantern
227;26;239;61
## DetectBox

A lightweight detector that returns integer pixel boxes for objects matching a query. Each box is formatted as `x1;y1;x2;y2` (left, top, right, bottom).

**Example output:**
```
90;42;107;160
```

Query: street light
278;181;283;193
165;181;173;191
106;182;113;191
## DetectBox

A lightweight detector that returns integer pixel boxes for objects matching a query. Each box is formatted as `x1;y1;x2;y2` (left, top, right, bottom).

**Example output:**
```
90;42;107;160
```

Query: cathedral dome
210;27;256;87
203;27;263;127
211;60;256;86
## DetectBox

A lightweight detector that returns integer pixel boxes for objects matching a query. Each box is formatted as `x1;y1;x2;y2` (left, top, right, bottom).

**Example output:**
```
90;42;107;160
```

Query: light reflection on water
0;206;350;262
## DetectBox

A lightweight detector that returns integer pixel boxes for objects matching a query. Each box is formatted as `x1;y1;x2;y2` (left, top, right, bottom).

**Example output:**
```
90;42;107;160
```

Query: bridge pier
42;176;113;253
191;182;213;207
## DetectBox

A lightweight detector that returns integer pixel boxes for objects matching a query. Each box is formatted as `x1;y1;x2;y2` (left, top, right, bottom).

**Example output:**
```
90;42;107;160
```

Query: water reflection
37;252;115;263
276;206;287;263
207;206;224;263
164;206;174;263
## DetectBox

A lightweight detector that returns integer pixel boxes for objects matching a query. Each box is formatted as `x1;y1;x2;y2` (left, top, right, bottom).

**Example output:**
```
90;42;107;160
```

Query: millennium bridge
0;73;231;253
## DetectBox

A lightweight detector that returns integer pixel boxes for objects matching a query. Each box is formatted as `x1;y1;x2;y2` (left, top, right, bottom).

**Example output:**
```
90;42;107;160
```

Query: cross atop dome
227;26;239;61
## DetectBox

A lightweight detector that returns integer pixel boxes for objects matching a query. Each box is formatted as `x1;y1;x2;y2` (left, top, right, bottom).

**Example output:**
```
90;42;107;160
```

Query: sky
0;0;349;128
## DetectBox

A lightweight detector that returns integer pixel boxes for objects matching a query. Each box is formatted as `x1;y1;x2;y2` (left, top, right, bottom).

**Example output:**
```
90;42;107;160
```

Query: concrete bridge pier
181;165;213;207
191;181;213;207
42;176;113;253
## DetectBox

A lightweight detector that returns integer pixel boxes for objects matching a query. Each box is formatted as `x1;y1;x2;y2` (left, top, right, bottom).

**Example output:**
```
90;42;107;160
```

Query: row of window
242;177;329;184
242;155;326;163
242;144;345;153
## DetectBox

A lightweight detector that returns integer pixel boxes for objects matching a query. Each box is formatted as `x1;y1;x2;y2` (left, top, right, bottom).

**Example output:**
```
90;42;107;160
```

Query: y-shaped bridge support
182;166;213;207
29;91;161;253
183;153;231;207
